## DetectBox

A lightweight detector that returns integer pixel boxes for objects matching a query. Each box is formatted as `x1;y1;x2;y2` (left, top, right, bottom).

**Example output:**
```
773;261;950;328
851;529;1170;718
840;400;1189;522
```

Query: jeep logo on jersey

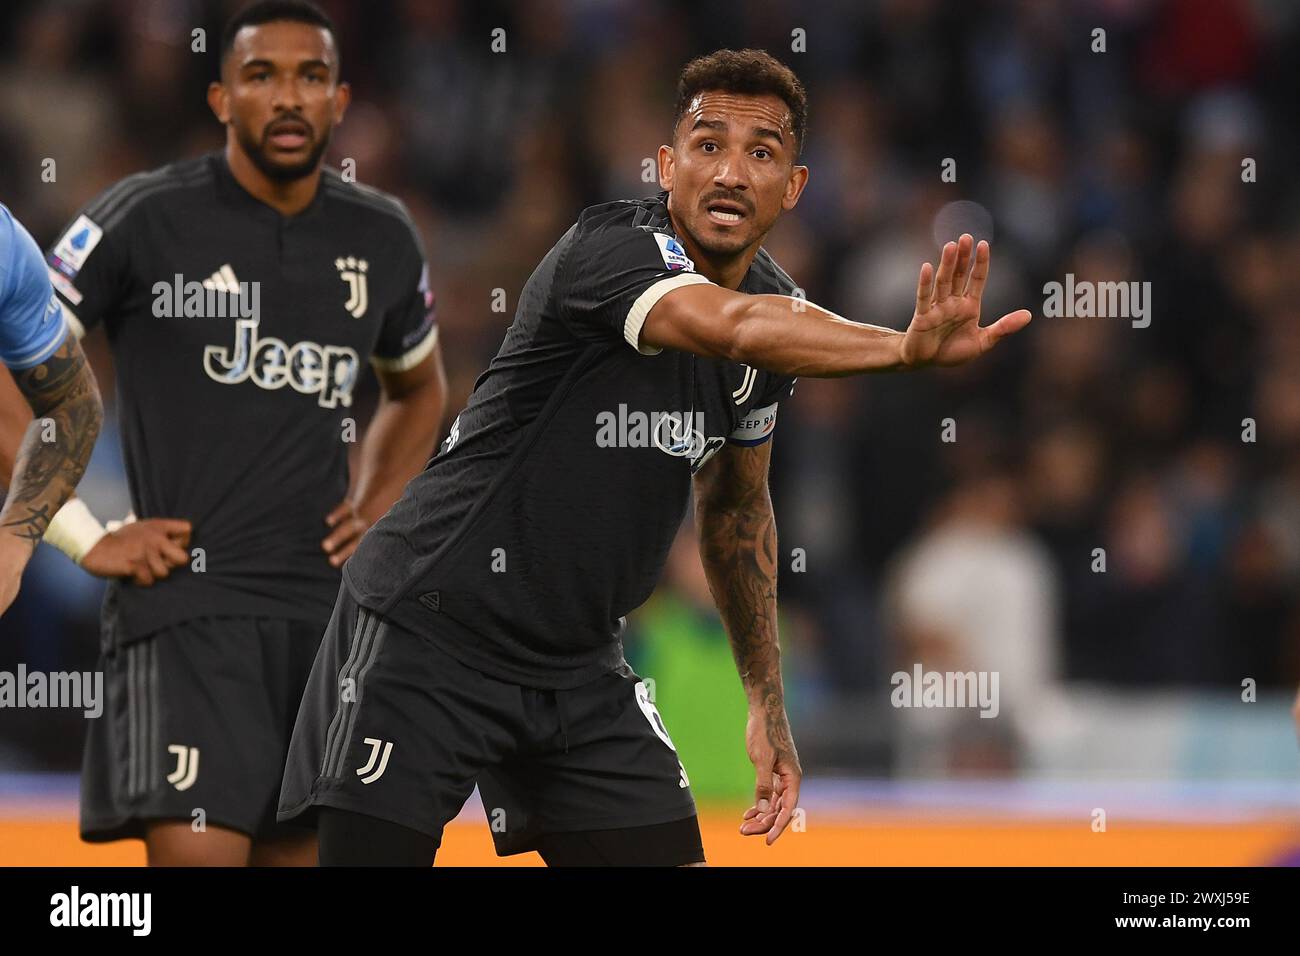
594;405;724;473
336;256;369;318
203;318;360;408
652;410;707;459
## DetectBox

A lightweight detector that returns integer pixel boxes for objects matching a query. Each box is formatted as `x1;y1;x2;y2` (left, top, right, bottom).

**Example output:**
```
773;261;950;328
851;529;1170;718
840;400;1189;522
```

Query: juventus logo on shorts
356;737;393;784
336;256;369;318
166;745;199;791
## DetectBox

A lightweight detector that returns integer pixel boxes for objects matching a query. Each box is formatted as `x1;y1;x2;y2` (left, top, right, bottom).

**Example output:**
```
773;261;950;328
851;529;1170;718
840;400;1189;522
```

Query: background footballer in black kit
41;1;446;866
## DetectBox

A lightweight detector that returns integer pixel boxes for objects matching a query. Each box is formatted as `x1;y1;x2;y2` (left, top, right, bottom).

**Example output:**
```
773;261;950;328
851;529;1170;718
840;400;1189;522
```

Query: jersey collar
212;151;327;222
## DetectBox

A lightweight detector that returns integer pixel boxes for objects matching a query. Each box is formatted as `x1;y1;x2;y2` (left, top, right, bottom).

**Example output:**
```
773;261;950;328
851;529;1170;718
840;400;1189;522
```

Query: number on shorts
634;680;678;752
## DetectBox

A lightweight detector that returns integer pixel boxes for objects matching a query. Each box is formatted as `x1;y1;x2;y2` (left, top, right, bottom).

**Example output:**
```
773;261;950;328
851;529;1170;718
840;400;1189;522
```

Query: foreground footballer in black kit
47;1;446;865
281;49;1033;866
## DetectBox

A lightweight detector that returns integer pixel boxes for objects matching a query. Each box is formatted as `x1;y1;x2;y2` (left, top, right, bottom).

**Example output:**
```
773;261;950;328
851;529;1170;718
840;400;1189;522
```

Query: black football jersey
44;153;438;641
347;193;797;688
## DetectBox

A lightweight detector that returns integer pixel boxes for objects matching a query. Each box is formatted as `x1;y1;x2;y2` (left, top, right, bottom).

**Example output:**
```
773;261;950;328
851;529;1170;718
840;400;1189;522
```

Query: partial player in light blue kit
0;202;102;617
0;203;69;370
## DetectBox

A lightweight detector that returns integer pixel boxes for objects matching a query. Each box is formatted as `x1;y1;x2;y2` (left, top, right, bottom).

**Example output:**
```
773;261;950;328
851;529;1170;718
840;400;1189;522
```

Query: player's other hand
900;234;1033;368
740;703;802;845
323;499;370;568
82;518;192;586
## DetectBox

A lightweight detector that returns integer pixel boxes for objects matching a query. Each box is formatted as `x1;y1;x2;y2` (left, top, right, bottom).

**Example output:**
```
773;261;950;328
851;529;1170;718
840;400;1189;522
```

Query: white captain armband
728;401;779;446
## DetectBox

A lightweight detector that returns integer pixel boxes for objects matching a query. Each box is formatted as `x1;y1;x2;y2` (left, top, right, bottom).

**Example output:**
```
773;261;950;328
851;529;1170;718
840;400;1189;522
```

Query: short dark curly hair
221;0;338;71
673;49;808;159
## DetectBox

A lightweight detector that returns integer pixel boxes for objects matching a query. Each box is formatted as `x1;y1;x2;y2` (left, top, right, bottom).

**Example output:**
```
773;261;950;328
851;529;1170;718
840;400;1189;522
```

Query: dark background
2;0;1298;788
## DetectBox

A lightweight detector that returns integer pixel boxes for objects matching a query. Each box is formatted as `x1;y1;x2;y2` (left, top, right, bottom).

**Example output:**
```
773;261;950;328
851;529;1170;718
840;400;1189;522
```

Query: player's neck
667;213;757;290
224;143;321;217
692;252;753;290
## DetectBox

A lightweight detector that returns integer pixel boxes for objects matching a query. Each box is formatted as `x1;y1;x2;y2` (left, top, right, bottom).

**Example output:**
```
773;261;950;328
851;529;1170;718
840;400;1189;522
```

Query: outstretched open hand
900;234;1033;368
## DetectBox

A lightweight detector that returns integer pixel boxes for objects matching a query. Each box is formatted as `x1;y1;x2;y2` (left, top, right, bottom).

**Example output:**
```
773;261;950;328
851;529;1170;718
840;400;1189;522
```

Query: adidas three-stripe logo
202;264;241;293
321;608;391;782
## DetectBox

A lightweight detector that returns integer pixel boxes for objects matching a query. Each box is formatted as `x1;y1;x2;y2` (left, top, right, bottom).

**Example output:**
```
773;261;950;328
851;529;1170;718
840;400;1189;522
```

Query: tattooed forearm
0;338;103;549
694;441;798;767
693;442;784;706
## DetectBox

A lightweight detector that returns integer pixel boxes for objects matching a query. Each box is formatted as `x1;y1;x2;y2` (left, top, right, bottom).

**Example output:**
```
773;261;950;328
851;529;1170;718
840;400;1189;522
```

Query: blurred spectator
885;473;1061;775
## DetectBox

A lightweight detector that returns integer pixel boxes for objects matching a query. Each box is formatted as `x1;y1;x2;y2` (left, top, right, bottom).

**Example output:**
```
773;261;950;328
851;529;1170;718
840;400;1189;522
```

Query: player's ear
657;145;674;191
207;81;230;124
332;80;351;124
782;164;809;211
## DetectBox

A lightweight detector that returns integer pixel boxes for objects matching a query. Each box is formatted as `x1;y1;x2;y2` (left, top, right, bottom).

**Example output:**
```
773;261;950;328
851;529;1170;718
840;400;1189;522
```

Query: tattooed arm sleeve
691;439;794;744
0;337;104;550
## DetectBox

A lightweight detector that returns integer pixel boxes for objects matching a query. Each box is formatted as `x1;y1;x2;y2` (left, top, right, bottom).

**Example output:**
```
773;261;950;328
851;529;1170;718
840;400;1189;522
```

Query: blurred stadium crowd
2;0;1298;789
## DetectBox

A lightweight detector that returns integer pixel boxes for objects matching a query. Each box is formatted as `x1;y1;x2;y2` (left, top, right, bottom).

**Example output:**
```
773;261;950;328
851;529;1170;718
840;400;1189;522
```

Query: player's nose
712;159;748;192
269;76;304;111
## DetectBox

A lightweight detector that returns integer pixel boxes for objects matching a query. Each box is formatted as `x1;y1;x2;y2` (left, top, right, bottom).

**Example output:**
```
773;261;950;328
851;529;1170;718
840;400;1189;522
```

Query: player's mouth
704;200;748;226
265;119;312;150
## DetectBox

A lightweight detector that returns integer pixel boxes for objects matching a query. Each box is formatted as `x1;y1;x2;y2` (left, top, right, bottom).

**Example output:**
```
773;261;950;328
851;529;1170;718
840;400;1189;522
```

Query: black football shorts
278;584;701;861
80;615;324;843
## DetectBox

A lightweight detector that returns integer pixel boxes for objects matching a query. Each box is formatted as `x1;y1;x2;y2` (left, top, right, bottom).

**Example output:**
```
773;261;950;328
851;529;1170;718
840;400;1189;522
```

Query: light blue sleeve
0;203;69;370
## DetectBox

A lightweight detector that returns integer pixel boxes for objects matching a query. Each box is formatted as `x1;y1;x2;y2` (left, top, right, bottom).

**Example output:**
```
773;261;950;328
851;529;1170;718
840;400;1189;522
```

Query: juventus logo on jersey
732;365;757;405
336;256;369;318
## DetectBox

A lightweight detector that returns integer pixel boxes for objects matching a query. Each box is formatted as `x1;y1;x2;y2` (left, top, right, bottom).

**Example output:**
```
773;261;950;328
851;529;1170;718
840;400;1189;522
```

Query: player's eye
249;71;270;82
753;148;771;160
701;142;718;153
